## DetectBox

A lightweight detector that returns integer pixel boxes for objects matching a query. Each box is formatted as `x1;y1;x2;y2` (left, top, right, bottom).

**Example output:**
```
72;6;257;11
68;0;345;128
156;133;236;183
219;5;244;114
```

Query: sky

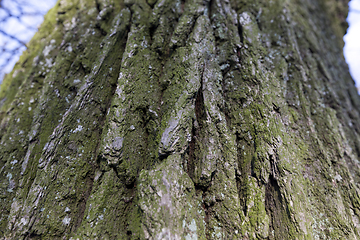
0;0;57;81
0;0;360;90
344;0;360;91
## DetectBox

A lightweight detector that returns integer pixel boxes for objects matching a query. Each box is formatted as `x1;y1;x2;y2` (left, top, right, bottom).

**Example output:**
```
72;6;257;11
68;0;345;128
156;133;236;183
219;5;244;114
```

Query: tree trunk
0;0;359;239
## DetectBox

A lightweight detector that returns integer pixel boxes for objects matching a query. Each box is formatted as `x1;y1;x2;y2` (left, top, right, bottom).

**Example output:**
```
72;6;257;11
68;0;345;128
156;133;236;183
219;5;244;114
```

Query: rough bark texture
0;0;359;239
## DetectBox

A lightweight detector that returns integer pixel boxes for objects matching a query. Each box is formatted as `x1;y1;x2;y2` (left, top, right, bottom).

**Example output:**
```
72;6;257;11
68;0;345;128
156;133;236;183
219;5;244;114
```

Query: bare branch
0;0;55;79
0;29;26;46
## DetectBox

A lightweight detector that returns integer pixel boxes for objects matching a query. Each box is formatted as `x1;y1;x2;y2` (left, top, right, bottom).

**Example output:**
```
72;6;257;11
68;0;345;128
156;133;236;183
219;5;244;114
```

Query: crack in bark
265;174;292;240
187;62;206;182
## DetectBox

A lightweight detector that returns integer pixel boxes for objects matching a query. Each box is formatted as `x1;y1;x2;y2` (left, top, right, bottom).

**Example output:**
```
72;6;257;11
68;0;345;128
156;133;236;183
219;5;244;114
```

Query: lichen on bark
1;0;360;239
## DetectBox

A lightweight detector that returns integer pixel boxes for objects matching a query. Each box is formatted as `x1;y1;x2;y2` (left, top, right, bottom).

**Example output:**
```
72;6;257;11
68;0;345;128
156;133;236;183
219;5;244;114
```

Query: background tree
0;0;360;239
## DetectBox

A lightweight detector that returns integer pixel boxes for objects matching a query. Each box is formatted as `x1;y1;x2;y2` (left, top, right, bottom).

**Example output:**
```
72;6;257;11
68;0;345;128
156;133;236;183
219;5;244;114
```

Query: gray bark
0;0;359;239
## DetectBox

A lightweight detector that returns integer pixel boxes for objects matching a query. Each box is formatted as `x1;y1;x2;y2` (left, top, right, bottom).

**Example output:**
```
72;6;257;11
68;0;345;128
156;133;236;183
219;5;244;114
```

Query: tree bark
0;0;359;239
